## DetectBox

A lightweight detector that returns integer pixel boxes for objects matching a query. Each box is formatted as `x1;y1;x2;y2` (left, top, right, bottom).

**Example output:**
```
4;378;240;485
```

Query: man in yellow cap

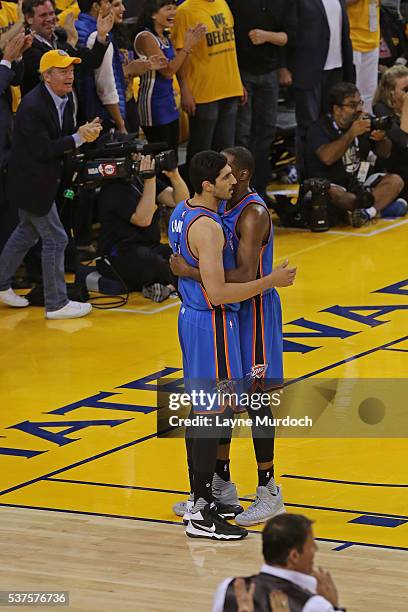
0;49;102;319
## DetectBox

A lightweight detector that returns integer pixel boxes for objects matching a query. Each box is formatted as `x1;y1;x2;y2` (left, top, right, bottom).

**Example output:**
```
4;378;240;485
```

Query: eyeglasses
340;100;364;109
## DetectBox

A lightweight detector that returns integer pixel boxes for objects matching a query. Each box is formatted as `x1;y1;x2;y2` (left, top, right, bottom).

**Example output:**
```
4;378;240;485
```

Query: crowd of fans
1;0;408;317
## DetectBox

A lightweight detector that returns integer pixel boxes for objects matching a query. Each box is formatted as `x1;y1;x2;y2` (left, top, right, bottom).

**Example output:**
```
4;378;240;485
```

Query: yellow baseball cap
39;49;82;74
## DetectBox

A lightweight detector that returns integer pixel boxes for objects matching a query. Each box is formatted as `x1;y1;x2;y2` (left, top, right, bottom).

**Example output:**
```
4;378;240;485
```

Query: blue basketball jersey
219;191;273;285
169;200;243;397
135;29;179;127
168;200;239;312
219;192;283;387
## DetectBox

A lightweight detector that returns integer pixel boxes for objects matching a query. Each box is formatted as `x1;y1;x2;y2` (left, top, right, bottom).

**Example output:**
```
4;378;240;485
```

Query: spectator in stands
282;0;355;179
75;0;129;131
213;513;344;612
110;0;168;133
0;1;23;49
22;0;112;95
374;65;408;201
227;0;297;204
110;0;138;130
0;30;32;255
379;1;408;70
0;49;102;317
0;30;32;165
134;0;205;152
171;0;244;165
96;153;189;301
346;0;380;114
305;81;407;227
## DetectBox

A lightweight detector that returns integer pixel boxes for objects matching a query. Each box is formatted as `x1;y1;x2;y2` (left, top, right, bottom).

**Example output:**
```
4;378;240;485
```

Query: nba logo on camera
98;163;117;177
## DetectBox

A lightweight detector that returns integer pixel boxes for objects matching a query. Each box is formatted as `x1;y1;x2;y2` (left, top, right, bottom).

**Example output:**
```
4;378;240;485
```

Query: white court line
276;218;408;238
109;219;407;313
275;235;347;262
110;300;180;315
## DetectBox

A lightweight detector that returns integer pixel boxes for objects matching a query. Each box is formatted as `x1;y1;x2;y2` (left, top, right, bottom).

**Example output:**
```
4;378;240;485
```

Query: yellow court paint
1;217;407;554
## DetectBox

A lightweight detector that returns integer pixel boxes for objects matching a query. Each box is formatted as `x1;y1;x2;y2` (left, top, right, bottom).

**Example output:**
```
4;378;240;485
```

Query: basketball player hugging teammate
168;149;297;541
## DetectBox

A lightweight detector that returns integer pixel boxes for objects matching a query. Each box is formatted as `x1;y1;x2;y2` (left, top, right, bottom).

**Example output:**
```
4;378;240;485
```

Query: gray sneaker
212;474;239;505
235;486;285;526
172;477;244;520
173;494;193;518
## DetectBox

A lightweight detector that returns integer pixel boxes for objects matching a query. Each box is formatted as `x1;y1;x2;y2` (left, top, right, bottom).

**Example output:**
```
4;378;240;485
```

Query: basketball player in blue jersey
171;147;297;526
168;151;294;541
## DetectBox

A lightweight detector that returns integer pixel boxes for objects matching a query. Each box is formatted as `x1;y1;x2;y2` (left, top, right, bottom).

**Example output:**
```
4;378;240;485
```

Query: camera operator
0;49;102;317
96;153;189;302
305;81;405;227
373;65;408;210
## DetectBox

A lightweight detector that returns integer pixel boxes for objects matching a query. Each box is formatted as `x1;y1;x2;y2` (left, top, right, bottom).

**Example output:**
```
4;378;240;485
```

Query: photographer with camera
96;151;189;302
305;81;406;227
373;65;408;208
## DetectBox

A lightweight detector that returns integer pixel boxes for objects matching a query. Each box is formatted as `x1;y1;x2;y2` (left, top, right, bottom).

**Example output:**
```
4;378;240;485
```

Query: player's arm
171;208;296;288
169;206;265;283
190;218;295;305
225;205;267;283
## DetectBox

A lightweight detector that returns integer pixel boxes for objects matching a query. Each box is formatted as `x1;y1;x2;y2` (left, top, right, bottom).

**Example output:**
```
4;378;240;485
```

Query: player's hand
269;590;290;611
169;253;193;277
313;567;339;608
349;117;371;138
268;259;297;287
233;578;255;612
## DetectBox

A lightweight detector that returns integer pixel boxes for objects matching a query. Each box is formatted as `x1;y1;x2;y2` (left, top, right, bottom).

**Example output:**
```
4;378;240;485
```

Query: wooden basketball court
1;215;407;610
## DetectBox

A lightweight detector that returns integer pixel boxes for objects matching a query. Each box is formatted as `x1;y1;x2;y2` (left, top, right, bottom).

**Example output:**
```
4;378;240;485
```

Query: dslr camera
347;178;375;209
368;115;393;131
301;177;331;232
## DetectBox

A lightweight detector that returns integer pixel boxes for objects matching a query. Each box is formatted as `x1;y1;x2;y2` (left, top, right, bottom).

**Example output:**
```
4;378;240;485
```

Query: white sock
366;206;377;219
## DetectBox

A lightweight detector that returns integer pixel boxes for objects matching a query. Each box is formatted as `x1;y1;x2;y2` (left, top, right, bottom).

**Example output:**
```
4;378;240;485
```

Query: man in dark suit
282;0;355;178
0;49;102;318
0;30;32;254
0;30;31;165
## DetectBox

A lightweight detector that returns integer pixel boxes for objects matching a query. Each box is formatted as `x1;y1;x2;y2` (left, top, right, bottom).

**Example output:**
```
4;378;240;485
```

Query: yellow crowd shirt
57;4;80;27
0;1;19;37
347;0;380;53
171;0;243;104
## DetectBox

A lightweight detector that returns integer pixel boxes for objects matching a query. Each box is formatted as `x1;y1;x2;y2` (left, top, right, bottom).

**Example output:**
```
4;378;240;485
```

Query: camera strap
328;114;363;181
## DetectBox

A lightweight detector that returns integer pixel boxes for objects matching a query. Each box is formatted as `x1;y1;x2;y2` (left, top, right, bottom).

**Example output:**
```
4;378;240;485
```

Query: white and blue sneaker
382;198;408;218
